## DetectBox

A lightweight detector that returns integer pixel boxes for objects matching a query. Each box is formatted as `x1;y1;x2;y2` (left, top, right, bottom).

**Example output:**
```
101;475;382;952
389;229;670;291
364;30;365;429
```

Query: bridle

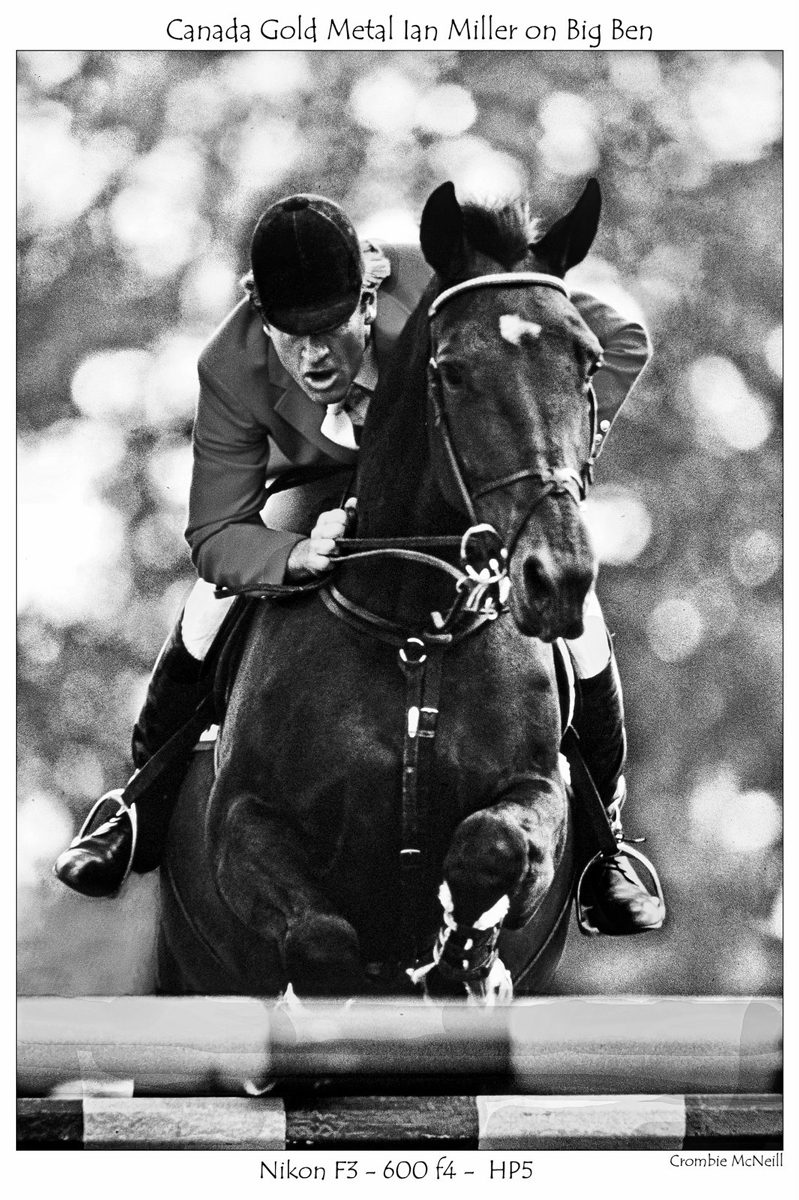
216;271;600;632
427;272;599;532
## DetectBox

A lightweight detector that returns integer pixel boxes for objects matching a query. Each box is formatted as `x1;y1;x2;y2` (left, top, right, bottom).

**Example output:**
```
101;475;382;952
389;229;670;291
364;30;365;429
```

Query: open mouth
303;367;340;392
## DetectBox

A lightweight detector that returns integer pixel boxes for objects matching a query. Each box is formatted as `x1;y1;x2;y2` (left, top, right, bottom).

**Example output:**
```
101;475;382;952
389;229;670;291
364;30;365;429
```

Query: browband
428;272;569;319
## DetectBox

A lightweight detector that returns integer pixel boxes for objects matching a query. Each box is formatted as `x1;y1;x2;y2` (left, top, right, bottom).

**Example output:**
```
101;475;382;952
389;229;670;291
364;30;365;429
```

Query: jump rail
18;1094;782;1151
18;996;782;1149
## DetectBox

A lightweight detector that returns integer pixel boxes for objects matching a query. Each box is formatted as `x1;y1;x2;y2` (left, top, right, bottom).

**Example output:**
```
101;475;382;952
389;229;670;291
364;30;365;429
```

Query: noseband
427;273;599;535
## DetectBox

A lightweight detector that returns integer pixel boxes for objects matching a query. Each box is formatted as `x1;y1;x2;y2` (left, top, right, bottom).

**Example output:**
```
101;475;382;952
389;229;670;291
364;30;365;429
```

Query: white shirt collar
319;342;377;449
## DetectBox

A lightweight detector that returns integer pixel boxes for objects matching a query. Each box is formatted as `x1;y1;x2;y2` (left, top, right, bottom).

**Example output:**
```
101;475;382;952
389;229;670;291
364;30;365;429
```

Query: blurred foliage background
17;49;782;996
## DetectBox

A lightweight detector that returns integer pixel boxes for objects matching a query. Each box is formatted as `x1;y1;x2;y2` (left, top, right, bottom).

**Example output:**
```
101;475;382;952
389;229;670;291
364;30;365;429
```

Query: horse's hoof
411;955;513;1006
415;962;468;1002
284;914;365;997
463;957;513;1005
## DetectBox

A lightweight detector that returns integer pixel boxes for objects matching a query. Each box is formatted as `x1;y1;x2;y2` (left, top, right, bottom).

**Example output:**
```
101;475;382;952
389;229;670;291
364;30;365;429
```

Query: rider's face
265;294;376;405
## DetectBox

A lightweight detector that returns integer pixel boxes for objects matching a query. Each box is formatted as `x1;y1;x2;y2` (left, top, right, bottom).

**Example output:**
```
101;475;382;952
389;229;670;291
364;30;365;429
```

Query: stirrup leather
73;787;138;895
575;840;666;936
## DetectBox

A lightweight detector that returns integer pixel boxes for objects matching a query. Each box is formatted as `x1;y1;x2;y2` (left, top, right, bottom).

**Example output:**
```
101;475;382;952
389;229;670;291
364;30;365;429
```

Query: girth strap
398;637;444;961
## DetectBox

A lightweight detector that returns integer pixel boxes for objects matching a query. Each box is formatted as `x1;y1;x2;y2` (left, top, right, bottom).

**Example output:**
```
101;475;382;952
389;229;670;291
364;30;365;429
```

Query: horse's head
420;180;602;640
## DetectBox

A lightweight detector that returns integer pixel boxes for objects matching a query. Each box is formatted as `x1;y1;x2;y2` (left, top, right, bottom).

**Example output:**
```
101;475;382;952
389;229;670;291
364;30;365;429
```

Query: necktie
320;383;371;450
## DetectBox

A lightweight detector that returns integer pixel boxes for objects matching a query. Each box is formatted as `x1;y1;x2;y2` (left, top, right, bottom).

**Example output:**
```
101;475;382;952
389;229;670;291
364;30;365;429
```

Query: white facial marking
499;313;542;345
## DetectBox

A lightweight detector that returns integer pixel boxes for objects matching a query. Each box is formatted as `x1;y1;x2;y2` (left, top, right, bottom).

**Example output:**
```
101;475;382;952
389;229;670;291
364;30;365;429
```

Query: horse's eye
439;361;465;390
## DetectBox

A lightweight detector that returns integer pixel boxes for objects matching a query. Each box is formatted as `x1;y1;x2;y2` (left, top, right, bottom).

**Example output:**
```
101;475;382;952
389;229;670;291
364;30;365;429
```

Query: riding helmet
251;194;364;335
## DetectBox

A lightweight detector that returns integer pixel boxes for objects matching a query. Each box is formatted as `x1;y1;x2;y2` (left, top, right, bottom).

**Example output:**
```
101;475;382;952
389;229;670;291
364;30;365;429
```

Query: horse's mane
460;199;537;268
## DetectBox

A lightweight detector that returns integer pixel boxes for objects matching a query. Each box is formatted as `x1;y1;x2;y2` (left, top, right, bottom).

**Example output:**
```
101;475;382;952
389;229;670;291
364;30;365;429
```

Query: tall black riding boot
572;651;665;935
54;618;213;897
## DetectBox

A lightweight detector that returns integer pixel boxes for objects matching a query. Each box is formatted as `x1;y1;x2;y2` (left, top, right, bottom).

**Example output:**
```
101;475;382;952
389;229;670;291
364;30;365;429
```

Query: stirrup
575;841;666;937
72;787;138;895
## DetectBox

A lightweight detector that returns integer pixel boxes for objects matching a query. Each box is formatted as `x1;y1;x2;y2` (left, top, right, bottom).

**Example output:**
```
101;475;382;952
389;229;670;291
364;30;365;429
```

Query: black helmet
251;194;363;335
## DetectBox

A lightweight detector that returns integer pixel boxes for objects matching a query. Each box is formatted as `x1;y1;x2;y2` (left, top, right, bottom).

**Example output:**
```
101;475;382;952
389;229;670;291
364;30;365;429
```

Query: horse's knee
444;811;528;925
284;913;363;997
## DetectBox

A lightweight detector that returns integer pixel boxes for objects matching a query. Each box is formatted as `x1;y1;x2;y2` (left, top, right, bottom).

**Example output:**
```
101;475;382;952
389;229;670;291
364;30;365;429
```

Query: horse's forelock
460;200;538;268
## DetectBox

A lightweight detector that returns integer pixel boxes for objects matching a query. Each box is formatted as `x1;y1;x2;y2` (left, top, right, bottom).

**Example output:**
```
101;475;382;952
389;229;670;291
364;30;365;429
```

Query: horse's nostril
523;555;552;596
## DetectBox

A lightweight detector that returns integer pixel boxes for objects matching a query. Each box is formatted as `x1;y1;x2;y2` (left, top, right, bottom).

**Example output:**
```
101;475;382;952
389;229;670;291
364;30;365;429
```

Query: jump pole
18;995;781;1097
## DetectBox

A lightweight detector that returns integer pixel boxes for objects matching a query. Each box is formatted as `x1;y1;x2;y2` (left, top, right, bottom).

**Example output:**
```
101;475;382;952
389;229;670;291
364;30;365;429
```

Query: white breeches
180;578;237;661
565;588;612;678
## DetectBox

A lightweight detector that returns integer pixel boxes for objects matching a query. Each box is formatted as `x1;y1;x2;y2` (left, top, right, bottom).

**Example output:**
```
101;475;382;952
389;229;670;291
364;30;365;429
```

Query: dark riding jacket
186;243;652;591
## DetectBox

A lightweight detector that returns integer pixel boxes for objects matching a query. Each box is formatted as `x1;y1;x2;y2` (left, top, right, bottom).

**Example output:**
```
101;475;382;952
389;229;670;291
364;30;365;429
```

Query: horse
156;179;605;1001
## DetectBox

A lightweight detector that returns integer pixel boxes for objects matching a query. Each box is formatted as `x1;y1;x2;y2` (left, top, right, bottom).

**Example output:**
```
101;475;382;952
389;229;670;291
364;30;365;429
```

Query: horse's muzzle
507;524;596;641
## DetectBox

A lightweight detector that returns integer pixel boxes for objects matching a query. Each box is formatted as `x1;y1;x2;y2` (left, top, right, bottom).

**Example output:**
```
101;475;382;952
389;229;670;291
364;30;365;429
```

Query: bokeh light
18;421;129;624
415;83;477;136
109;138;208;277
688;56;781;163
428;135;527;198
350;68;421;134
689;769;781;855
763;326;782;379
687;356;773;453
52;745;106;802
729;529;781;588
142;336;207;427
582;485;652;566
220;50;313;98
538;91;600;176
220;118;304;204
359;207;419;243
72;350;153;424
607;52;663;98
19;103;135;234
647;597;705;662
147;445;194;514
179;257;239;324
688;575;738;640
20;50;86;90
18;792;74;890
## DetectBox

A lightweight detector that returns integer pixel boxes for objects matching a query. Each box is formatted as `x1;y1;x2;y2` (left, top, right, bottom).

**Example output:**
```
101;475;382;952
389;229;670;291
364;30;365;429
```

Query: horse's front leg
420;773;566;1003
209;788;367;997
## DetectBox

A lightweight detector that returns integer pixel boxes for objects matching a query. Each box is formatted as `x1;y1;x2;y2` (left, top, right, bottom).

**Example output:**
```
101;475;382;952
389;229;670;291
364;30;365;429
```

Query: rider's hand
285;500;357;582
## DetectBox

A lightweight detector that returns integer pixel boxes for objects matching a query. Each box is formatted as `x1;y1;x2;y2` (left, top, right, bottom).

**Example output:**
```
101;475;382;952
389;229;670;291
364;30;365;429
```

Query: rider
55;191;664;937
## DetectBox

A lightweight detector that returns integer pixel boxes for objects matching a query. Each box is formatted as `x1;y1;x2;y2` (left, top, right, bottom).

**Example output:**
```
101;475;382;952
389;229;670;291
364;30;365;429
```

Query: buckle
458;524;511;618
398;636;427;671
459;523;507;577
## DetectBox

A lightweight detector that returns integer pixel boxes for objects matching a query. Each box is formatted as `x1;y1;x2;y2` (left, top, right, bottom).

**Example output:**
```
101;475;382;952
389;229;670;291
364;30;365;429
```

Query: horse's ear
531;178;601;276
420;182;465;276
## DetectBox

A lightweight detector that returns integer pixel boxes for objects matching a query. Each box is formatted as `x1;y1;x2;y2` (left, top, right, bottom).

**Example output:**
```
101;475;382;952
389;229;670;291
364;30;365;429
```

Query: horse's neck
347;438;460;629
341;313;463;628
